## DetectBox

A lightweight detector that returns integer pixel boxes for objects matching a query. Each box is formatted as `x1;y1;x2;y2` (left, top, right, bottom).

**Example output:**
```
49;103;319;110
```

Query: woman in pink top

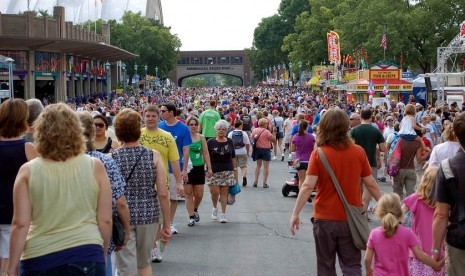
364;193;443;276
250;118;276;188
403;167;445;275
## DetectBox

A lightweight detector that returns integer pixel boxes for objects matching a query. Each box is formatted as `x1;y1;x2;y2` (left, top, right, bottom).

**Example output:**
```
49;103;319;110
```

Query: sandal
253;181;258;187
263;184;269;188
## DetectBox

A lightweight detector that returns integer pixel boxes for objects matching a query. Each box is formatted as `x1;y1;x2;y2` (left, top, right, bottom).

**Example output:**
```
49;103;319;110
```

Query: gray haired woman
206;120;236;223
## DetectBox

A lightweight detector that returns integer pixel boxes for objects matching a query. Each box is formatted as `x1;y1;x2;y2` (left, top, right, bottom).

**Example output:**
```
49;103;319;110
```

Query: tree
108;12;181;83
182;77;206;88
248;0;311;81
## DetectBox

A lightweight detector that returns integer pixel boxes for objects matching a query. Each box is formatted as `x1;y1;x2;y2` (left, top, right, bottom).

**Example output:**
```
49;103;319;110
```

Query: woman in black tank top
94;113;119;153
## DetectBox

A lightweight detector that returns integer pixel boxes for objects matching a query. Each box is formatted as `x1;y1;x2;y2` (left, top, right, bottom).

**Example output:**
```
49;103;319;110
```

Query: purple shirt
291;133;315;162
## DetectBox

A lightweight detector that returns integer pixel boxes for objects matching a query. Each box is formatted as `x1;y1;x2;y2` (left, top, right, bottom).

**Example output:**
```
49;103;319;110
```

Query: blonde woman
8;103;112;275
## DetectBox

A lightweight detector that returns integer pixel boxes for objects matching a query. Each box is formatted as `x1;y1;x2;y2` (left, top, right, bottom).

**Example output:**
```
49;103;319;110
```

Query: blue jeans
21;262;105;276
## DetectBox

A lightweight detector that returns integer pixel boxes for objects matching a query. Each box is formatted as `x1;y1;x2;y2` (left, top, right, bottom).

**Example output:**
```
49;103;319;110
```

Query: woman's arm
290;174;317;235
201;135;213;178
153;150;172;243
93;158;113;255
25;142;38;161
7;164;32;276
111;139;121;150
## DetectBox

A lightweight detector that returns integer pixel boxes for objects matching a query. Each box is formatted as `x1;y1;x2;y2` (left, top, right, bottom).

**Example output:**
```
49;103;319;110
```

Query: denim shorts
255;148;271;161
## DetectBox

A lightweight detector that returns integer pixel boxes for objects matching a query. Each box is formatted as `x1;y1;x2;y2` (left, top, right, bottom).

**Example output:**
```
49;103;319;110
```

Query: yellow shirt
22;154;102;260
140;127;179;185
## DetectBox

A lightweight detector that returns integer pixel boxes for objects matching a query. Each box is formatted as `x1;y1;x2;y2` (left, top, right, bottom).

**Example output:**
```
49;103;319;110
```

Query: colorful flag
368;80;374;95
327;31;341;64
380;30;387;50
382;80;388;95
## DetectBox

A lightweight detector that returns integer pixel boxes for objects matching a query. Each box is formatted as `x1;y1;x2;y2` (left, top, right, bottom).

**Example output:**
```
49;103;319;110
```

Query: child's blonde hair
404;104;416;116
417;166;438;208
375;193;403;238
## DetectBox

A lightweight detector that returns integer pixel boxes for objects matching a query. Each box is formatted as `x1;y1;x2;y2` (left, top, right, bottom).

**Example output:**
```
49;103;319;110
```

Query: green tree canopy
108;12;181;82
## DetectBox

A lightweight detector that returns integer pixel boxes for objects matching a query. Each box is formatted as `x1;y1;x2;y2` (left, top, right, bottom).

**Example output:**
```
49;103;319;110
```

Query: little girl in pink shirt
403;167;445;275
364;193;443;276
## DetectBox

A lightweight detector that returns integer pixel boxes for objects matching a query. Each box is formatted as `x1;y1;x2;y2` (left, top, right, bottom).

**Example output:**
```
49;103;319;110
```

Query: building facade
0;6;136;101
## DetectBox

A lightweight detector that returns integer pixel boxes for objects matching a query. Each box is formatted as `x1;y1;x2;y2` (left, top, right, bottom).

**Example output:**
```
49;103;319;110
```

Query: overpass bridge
172;50;252;87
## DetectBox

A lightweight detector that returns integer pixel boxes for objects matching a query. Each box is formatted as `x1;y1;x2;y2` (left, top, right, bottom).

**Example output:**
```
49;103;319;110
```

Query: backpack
242;115;251;125
231;131;245;149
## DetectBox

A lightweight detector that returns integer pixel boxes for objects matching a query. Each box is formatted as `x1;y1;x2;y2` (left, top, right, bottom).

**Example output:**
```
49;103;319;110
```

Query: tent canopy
412;76;438;88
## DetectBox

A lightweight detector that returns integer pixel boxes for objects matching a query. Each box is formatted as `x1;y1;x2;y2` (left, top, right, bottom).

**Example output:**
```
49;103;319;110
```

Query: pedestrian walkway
152;159;392;275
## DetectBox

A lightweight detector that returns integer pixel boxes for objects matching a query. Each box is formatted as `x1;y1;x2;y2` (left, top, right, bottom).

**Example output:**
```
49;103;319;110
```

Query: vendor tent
412;76;439;88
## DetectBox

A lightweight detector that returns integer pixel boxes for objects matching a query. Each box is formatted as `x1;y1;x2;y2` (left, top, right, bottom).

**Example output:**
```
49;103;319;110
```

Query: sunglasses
189;123;198;126
94;123;105;128
160;110;168;113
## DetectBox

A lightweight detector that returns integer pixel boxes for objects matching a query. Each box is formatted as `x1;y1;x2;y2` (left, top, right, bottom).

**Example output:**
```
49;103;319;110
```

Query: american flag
380;30;387;50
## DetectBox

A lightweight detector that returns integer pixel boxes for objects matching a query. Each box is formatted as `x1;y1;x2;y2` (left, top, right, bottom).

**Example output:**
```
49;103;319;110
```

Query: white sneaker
220;213;227;223
170;223;178;234
188;218;195;227
272;156;277;160
151;248;162;263
211;208;218;220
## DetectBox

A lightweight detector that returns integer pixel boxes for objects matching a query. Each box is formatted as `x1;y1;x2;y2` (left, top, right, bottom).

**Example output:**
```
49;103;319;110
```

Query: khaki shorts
115;223;158;274
169;173;183;200
235;154;248;168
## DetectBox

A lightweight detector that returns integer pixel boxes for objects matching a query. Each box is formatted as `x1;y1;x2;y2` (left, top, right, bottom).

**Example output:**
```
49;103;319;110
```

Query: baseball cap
415;103;422;107
386;116;394;121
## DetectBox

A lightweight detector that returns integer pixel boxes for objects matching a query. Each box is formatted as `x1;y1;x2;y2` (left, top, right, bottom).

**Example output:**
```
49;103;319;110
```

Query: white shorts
0;224;11;259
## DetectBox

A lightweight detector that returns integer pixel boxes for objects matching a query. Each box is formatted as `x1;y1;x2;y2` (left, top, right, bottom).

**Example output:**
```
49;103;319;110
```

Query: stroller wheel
282;184;290;197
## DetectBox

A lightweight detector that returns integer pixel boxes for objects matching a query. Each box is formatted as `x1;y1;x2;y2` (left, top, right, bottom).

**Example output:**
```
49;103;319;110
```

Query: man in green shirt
350;108;387;215
199;100;221;139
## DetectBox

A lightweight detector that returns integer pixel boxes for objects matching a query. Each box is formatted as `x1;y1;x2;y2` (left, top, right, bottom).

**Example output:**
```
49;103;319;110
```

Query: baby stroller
282;160;313;203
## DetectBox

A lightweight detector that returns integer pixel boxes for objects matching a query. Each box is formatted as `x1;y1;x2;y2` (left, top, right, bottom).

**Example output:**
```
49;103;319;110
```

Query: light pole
262;69;265;83
282;62;286;86
298;61;302;90
5;58;14;99
277;64;281;83
105;61;111;103
289;62;293;87
121;62;126;95
155;66;158;87
144;65;148;90
134;64;138;89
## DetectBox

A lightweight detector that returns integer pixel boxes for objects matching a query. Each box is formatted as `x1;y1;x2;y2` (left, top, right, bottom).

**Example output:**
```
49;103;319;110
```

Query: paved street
153;158;393;276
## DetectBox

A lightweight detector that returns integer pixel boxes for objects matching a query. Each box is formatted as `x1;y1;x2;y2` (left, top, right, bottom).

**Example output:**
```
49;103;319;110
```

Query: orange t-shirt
307;145;372;221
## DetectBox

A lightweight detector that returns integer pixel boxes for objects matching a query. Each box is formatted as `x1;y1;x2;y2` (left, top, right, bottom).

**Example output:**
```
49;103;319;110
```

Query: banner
327;31;341;64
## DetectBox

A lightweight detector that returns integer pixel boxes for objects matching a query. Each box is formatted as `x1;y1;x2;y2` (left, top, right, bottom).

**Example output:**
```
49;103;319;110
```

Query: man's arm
432;202;449;260
362;175;382;201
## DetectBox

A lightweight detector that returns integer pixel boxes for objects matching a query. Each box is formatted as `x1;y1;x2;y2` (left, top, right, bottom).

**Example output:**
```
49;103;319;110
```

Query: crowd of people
1;85;465;276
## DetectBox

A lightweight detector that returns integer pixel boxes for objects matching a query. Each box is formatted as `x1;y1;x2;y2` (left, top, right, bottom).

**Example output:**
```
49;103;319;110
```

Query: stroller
282;160;313;203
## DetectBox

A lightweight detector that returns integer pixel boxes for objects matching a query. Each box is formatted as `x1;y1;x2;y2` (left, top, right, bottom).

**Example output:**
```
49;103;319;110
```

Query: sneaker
281;156;285;161
170;223;178;234
220;214;227;223
272;156;277;160
151;248;162;263
188;218;195;227
242;177;247;187
211;208;218;220
194;212;200;222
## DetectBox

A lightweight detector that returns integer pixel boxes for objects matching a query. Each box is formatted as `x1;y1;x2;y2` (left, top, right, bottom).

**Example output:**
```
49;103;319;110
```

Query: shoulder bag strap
317;148;350;210
125;149;145;183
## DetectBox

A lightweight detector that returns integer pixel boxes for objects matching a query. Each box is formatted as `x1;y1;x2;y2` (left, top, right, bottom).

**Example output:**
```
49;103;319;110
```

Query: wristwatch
431;248;440;255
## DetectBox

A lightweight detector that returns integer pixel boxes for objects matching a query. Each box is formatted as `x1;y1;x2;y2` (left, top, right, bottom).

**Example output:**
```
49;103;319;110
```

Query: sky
162;0;282;51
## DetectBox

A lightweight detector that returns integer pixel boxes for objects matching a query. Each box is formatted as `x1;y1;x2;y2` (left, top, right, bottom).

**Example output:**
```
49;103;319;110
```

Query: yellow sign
370;70;400;80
